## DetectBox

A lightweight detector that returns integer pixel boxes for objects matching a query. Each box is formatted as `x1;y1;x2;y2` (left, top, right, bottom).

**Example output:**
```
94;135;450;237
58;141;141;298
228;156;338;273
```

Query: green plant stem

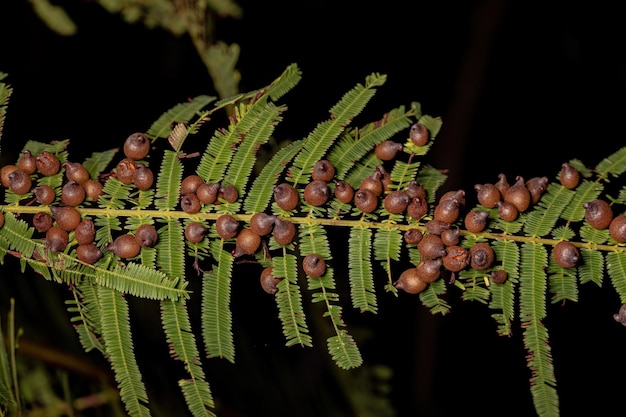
2;204;624;254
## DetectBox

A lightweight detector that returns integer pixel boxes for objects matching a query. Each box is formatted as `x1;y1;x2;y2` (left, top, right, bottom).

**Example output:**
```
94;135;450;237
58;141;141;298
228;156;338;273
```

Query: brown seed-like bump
583;199;613;230
439;189;466;209
442;246;469;273
334;180;355;204
215;214;240;239
424;219;450;235
383;190;410;214
181;193;202;214
273;182;300;211
359;172;384;197
123;132;150;160
74;219;96;245
495;200;519;222
8;169;32;195
418;233;446;260
474;183;501;209
407;196;429;220
559;162;580;189
404;229;423;245
260;267;282;295
495;173;510;196
106;234;141;259
614;303;626;326
394;267;427;294
83;179;103;202
491;270;508;284
311;160;336;182
185;222;207;243
354;189;378;213
375;140;404;161
60;180;86;206
132;164;154;191
1;165;18;188
180;175;205;196
406;180;427;200
441;228;461;246
250;212;276;236
232;228;261;257
50;206;81;231
434;198;460;224
409;122;429;146
302;254;326;278
17;150;37;175
468;242;495;270
0;212;4;229
552;241;580;269
115;158;136;185
46;226;69;253
378;165;394;193
33;211;53;233
525;176;549;205
273;218;296;245
464;210;489;233
219;184;239;203
197;183;221;205
609;215;626;243
135;223;158;247
303;180;330;206
36;151;61;176
62;162;90;184
33;185;56;205
504;176;531;212
76;243;103;264
415;258;443;283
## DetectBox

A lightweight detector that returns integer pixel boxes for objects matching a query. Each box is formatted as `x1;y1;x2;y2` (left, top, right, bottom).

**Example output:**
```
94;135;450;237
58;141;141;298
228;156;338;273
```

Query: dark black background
1;1;625;416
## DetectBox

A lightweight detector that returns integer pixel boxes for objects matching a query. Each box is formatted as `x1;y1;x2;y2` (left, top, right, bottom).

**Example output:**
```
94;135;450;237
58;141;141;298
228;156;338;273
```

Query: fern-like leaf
265;63;302;101
161;299;216;417
223;102;284;192
67;280;104;353
155;150;184;211
288;74;384;186
0;212;35;257
608;251;626;301
348;227;377;313
328;106;413;180
146;95;216;141
82;148;118;180
273;252;312;347
98;286;151;417
202;239;235;362
243;140;303;213
519;242;559;417
96;261;187;301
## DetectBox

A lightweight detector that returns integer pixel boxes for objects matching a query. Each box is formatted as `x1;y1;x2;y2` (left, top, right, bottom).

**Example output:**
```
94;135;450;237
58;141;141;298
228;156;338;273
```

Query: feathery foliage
1;65;626;417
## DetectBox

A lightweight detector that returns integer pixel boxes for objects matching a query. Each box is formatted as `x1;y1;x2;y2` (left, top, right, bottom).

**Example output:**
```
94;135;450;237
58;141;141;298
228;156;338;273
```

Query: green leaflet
161;299;215;417
98;285;151;417
82;148;118;180
155;150;184;211
273;252;312;347
244;139;303;213
146;95;216;141
288;73;385;187
349;227;377;313
223;102;284;192
519;243;559;417
608;251;626;301
0;212;35;258
327;106;412;180
202;239;235;362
